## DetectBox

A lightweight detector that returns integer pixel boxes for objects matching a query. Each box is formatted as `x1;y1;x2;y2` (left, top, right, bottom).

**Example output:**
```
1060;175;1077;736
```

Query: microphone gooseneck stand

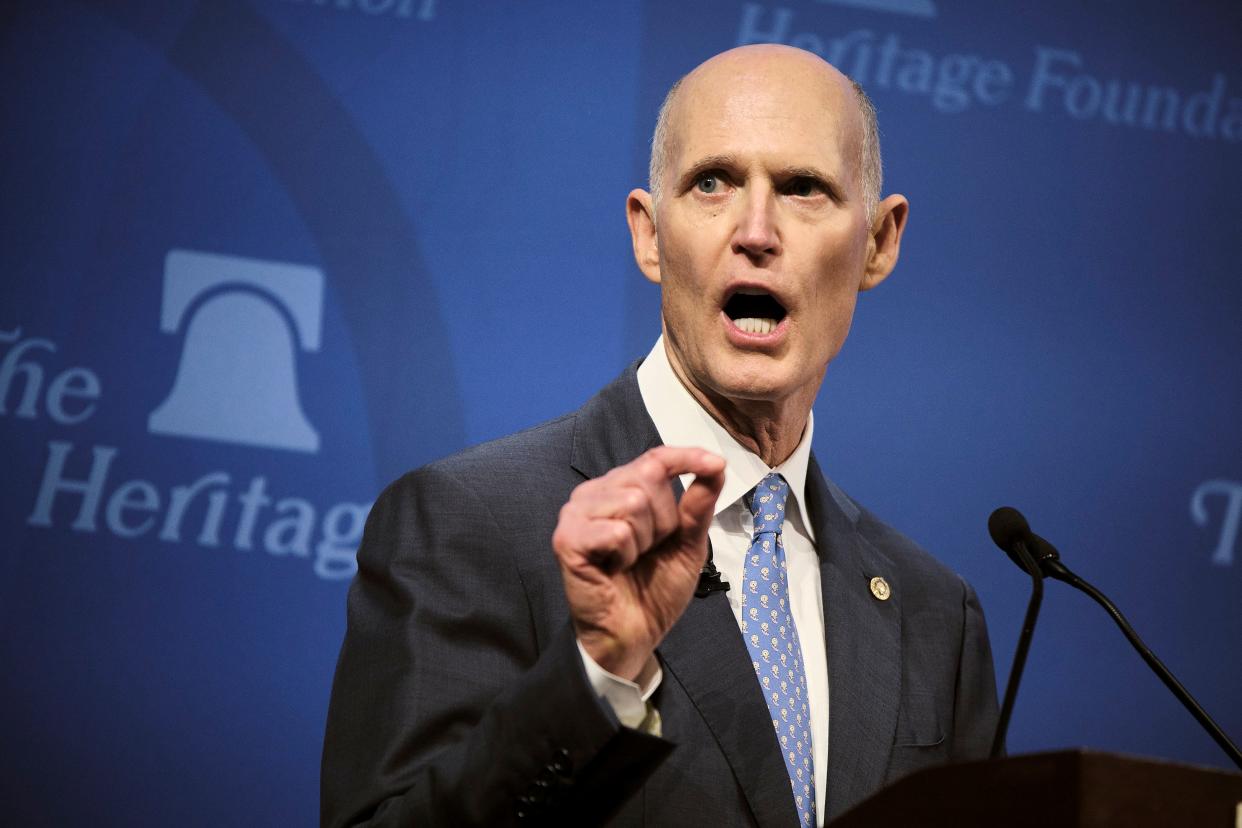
987;532;1042;759
988;506;1242;771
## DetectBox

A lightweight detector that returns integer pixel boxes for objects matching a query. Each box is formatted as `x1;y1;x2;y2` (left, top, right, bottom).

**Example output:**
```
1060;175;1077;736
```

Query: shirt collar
636;336;816;541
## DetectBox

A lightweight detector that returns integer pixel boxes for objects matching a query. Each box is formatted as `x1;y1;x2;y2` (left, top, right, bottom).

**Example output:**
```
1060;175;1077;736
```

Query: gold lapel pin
869;576;891;601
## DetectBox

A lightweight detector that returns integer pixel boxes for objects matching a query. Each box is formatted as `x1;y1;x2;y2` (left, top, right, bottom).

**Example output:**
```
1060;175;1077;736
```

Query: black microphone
988;506;1242;770
988;506;1033;567
986;506;1045;758
695;540;729;598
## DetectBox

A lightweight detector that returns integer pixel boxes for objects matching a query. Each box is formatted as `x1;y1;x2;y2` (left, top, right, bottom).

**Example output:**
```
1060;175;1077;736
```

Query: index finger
630;445;726;483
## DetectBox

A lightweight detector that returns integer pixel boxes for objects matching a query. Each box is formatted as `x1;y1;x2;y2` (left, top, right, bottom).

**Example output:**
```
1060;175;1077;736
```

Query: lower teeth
733;317;776;334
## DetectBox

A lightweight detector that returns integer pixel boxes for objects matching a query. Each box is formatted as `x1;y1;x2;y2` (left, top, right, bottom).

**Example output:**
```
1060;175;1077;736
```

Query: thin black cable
1047;561;1242;770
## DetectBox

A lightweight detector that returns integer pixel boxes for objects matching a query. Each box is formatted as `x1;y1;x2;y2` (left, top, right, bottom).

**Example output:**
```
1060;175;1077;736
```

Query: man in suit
322;44;999;826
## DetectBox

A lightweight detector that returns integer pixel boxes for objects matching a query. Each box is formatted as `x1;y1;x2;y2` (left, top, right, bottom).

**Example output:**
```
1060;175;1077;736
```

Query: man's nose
730;187;781;260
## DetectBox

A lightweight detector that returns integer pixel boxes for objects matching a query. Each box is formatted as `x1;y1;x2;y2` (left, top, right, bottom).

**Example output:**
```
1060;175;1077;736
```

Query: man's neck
664;349;815;468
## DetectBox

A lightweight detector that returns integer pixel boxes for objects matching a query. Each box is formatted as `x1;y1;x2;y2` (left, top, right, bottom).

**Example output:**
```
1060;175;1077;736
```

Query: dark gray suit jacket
322;364;999;826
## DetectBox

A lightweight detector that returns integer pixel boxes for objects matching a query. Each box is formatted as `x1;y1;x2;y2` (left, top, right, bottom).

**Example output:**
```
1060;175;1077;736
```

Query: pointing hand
552;446;726;681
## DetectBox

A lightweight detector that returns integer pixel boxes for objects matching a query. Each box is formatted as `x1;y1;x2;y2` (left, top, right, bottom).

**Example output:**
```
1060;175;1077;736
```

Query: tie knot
749;472;790;536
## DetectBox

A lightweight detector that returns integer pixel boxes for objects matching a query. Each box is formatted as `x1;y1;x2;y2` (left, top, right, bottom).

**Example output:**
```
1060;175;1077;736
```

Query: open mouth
723;290;787;335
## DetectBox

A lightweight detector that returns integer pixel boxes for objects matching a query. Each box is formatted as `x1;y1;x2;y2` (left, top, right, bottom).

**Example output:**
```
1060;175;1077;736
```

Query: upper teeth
734;317;776;334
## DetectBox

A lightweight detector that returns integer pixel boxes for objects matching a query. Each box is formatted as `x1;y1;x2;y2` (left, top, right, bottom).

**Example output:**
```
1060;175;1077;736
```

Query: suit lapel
660;589;800;828
805;457;903;821
569;365;798;827
569;363;664;479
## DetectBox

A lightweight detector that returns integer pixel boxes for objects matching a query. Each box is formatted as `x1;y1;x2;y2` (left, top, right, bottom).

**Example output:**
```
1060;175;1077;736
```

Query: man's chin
666;338;805;405
701;366;799;407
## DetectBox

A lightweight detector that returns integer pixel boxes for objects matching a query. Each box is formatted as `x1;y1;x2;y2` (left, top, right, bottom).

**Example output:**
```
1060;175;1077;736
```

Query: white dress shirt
580;337;829;825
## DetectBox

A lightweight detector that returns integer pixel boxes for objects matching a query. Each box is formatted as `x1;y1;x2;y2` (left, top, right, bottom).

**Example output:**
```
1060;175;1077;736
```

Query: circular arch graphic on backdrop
92;0;463;485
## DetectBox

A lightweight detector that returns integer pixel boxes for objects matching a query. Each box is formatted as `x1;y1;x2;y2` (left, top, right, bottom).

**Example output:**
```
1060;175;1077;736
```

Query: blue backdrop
2;1;1239;824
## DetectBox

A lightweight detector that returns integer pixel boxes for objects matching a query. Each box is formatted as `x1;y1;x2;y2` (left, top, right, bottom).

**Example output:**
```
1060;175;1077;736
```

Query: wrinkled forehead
668;57;862;179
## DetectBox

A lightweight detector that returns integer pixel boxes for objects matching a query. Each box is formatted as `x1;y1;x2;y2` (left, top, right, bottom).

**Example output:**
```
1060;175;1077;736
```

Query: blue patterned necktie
741;473;815;827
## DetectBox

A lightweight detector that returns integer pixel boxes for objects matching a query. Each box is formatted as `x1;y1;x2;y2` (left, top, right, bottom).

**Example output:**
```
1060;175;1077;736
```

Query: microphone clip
695;543;730;598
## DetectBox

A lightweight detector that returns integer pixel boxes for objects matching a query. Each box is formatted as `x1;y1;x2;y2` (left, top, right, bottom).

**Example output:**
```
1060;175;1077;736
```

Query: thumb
677;465;726;545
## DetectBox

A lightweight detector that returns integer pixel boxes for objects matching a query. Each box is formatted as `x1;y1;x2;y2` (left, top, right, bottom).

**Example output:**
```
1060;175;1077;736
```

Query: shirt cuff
576;640;663;732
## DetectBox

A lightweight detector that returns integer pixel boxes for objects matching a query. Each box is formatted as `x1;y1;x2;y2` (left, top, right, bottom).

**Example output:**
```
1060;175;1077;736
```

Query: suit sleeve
950;576;1001;759
320;465;673;827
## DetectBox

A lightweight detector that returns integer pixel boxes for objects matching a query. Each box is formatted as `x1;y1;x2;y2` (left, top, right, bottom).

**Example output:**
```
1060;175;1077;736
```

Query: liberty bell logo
148;249;324;452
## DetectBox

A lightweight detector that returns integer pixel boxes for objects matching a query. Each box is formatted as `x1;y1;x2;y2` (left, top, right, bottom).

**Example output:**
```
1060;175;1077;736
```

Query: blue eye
696;175;719;193
789;178;818;197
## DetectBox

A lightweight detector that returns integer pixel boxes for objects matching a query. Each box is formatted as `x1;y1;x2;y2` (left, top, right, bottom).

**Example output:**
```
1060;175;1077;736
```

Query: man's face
632;49;899;414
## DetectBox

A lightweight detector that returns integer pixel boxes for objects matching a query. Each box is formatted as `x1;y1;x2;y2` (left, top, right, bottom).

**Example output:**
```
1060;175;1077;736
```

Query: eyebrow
677;154;743;189
782;166;848;202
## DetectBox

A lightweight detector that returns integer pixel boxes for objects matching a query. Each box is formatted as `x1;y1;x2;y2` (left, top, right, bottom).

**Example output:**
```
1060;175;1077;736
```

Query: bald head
648;45;882;220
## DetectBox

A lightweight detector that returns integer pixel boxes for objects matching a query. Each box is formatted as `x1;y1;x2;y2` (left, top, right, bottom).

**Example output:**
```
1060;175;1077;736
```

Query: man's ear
860;193;910;292
627;189;661;285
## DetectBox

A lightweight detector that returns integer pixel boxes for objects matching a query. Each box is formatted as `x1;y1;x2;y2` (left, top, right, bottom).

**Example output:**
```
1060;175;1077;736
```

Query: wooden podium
831;750;1242;827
